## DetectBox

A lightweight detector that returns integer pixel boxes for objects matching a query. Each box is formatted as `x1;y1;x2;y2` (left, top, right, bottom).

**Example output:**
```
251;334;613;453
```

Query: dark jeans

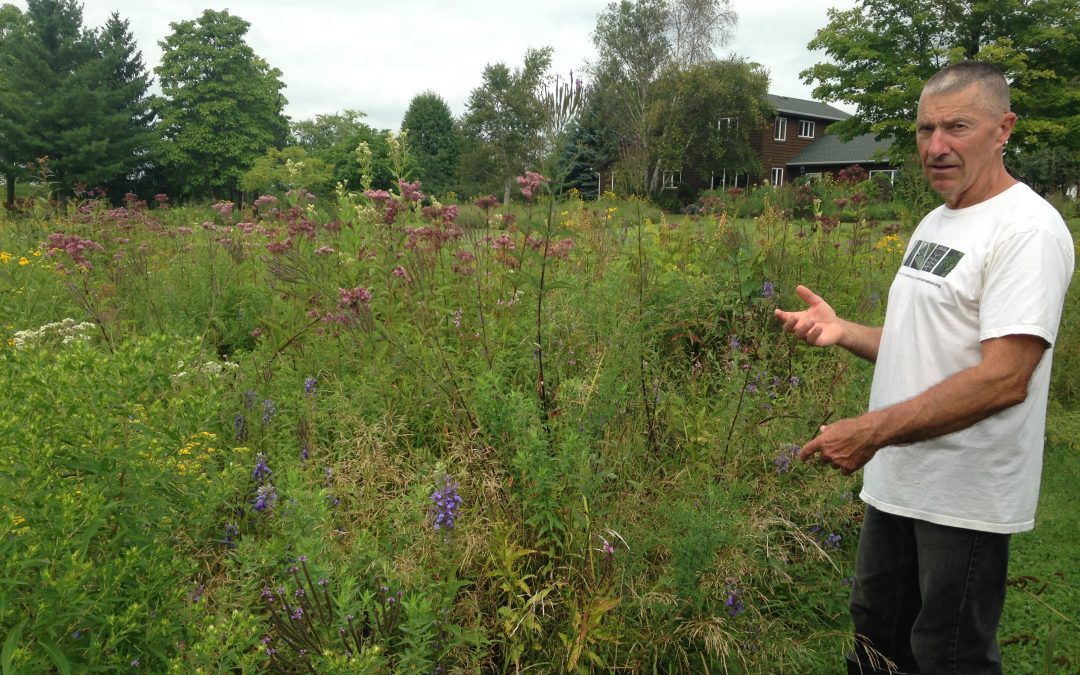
847;505;1011;675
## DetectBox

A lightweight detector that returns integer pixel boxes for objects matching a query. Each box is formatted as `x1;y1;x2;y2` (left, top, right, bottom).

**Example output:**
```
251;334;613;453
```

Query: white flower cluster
11;318;96;349
172;359;240;381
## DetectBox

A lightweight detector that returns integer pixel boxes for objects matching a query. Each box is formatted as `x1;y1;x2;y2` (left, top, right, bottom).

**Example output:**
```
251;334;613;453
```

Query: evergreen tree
0;1;156;205
95;12;158;199
0;0;96;201
401;91;460;197
0;3;27;205
155;9;288;201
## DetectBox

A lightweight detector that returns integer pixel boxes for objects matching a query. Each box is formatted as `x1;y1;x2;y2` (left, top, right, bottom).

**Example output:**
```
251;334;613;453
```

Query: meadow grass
0;191;1075;673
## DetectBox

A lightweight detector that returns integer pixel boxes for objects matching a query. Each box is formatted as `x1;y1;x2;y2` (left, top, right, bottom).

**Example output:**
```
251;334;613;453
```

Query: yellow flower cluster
174;431;218;475
8;513;29;536
874;234;905;255
0;250;41;265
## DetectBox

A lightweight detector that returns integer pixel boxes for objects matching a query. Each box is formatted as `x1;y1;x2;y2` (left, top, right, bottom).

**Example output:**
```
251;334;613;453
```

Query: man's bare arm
799;334;1048;474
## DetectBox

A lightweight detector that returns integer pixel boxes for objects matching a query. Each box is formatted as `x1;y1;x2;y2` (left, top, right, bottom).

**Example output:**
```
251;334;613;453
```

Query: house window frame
771;167;784;186
869;169;898;183
662;169;682;190
774;116;787;141
718;117;738;130
798;120;816;138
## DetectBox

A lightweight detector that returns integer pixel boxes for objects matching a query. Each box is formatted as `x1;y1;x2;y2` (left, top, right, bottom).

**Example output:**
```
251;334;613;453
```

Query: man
775;61;1074;674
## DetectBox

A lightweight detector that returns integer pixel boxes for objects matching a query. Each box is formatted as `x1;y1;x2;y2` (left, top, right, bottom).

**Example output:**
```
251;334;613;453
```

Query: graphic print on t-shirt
902;240;965;277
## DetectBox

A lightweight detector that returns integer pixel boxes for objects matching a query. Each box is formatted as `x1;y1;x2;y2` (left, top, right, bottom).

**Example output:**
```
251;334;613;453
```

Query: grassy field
0;188;1075;673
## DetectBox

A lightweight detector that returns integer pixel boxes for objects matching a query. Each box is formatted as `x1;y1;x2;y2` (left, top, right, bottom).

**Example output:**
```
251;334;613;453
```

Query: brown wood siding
751;118;840;184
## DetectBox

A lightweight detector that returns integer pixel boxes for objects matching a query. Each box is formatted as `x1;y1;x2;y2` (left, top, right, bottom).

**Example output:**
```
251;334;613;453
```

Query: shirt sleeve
980;225;1074;345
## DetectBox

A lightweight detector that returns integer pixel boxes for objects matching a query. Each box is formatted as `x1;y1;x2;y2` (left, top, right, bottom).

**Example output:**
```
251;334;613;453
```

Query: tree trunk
649;159;663;194
4;172;14;209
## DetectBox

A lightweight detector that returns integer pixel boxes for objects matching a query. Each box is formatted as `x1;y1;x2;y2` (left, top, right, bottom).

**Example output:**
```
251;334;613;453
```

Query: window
662;170;681;190
869;169;898;183
804;172;824;183
718;117;738;130
773;117;787;141
798;120;815;138
714;170;741;190
771;167;784;186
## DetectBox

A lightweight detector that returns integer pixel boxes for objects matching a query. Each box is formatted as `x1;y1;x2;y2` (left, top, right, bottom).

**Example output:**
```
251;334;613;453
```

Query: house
742;94;896;187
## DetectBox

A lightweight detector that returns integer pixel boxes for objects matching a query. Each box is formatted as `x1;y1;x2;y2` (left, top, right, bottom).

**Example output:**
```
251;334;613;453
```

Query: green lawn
1001;417;1080;673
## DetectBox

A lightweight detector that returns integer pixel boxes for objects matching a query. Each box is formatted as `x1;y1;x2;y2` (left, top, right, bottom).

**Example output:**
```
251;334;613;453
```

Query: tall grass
0;185;1075;672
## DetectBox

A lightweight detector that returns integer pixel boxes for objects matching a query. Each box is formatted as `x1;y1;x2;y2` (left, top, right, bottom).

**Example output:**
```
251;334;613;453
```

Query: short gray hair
922;61;1011;114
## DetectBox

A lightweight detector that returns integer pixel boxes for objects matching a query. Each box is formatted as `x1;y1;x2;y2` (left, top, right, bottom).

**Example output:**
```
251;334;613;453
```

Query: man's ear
998;112;1017;148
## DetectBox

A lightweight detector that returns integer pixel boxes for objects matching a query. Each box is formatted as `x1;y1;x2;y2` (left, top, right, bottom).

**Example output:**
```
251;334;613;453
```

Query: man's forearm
799;335;1046;475
837;320;882;362
864;335;1044;449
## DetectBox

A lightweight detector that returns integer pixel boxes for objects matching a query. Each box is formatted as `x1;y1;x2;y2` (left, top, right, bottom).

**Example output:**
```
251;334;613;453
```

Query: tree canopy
401;91;460;197
290;110;393;192
0;0;155;204
154;9;288;201
459;47;552;202
802;0;1080;178
586;0;739;193
649;59;769;184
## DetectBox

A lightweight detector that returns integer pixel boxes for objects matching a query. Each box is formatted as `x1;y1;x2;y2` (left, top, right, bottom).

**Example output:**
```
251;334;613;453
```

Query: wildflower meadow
1;166;1077;673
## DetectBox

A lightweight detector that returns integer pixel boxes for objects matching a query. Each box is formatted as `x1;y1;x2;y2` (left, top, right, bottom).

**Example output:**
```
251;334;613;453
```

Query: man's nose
925;129;950;156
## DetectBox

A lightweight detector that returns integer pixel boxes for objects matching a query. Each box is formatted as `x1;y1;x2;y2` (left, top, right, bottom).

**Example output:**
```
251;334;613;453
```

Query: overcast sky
16;0;858;130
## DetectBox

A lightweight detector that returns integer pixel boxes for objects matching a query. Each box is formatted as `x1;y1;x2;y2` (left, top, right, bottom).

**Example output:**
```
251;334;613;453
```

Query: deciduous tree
240;146;331;196
459;47;551;203
587;0;737;193
802;0;1080;165
290;110;393;191
668;0;737;68
155;9;288;201
649;59;768;189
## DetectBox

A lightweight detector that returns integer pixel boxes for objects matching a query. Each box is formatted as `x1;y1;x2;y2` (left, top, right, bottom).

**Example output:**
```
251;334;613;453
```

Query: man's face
916;84;1016;209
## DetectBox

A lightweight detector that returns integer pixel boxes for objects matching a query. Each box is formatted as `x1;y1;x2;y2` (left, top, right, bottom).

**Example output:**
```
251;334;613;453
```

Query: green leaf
39;641;70;675
2;620;24;674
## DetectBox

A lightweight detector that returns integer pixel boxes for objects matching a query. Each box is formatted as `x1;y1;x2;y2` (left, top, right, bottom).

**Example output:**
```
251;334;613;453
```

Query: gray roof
767;94;851;122
789;132;894;167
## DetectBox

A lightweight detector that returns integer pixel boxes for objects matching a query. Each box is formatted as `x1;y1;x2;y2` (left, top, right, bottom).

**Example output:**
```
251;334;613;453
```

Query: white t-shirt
862;182;1074;533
